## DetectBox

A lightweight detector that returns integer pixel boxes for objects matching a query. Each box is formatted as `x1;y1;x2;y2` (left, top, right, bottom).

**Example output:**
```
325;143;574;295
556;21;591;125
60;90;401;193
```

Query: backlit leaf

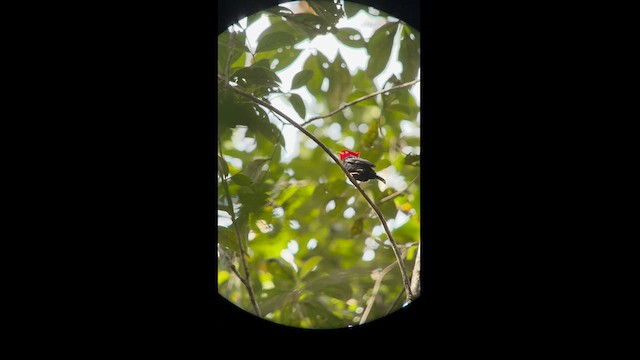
299;256;323;279
398;24;420;82
218;226;239;252
291;69;314;89
336;27;366;48
256;31;297;53
289;93;306;119
366;22;399;78
231;173;253;186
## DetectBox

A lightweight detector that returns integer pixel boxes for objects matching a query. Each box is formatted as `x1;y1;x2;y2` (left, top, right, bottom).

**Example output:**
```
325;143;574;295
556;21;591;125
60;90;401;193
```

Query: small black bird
339;149;386;184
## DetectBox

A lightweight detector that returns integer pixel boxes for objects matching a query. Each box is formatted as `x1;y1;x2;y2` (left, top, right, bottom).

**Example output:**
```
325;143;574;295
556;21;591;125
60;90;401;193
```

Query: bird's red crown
339;149;360;161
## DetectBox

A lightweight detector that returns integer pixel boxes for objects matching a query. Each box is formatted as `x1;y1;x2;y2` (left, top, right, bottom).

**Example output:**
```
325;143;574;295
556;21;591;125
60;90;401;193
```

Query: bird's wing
345;156;376;168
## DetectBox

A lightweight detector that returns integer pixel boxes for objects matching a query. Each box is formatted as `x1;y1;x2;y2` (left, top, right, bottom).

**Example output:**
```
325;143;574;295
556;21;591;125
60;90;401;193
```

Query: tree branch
218;136;262;317
300;78;420;127
359;262;398;325
220;78;416;302
410;241;421;299
220;249;252;290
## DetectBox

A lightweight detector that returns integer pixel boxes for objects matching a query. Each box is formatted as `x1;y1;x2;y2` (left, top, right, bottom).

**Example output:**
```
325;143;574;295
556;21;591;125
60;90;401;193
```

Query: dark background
20;0;604;353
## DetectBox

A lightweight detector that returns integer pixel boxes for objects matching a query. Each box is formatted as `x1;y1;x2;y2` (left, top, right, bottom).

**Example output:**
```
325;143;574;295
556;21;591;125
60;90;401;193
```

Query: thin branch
359;262;397;325
220;249;252;290
219;77;415;302
218;136;262;317
380;174;420;203
300;78;421;127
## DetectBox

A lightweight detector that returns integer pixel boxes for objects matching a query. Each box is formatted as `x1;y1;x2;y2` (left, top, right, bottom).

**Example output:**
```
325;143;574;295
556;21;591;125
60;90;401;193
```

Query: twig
379;174;420;203
219;77;415;302
220;249;251;289
300;78;420;127
359;262;397;325
218;135;262;317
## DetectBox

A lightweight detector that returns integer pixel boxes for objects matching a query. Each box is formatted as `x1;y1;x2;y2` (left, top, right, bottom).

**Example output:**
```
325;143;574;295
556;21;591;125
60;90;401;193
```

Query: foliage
217;0;420;329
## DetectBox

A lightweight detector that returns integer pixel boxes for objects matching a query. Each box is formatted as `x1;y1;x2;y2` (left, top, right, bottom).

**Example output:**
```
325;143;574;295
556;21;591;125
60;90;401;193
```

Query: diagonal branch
220;77;416;302
359;261;398;325
380;174;420;203
300;78;420;127
218;135;262;317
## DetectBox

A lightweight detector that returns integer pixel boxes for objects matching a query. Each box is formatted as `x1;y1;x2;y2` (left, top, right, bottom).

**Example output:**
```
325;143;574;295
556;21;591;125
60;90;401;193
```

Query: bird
338;149;386;184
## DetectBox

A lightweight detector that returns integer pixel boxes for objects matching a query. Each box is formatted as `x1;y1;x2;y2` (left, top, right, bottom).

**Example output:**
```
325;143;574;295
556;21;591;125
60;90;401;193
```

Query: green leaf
405;154;420;167
398;24;420;82
231;66;282;90
266;258;297;287
238;187;269;214
302;52;329;99
218;226;239;252
243;158;270;184
246;11;264;28
284;13;333;39
299;256;323;279
343;1;365;18
385;103;411;117
218;155;229;177
218;271;230;286
275;185;299;206
350;218;364;237
327;53;352;110
289;93;306;119
256;121;285;149
256;31;297;53
318;279;353;300
218;100;255;129
282;185;315;215
379;201;398;222
231;173;253;186
308;0;344;27
255;48;302;72
218;31;247;75
353;70;377;93
291;69;314;89
230;51;247;69
260;288;295;315
251;58;271;69
335;27;366;48
383;104;410;122
366;22;399;78
257;15;307;45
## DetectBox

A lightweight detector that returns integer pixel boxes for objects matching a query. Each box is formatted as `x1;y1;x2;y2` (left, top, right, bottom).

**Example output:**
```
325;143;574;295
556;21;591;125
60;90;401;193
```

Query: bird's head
339;149;360;161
